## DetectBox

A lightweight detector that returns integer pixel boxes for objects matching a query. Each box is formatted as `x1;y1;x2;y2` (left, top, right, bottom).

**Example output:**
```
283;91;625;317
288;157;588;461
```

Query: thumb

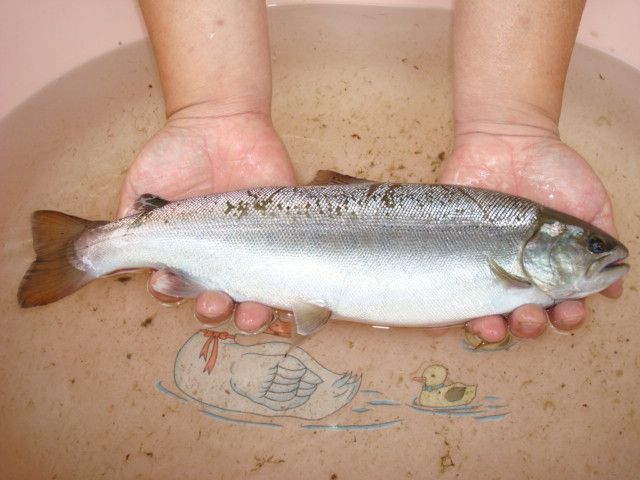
117;181;139;218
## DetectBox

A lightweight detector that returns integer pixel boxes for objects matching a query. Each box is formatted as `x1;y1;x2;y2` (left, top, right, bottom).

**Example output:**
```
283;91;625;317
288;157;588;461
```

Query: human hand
118;108;295;332
438;128;623;342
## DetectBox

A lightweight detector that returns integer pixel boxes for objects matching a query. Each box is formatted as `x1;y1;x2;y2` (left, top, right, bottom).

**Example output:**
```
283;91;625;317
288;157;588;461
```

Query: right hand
118;106;295;332
439;129;623;341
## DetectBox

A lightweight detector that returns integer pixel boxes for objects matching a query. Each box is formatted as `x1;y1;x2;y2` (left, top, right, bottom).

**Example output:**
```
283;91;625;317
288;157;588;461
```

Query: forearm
452;0;585;136
139;0;272;118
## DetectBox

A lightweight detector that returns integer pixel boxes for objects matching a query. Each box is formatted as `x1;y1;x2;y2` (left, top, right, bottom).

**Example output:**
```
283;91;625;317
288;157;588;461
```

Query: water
1;5;638;479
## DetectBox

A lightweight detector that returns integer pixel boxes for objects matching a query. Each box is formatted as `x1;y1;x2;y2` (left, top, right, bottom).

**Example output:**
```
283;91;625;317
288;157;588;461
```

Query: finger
549;300;585;331
234;302;273;333
589;202;618;238
195;291;235;324
117;181;139;218
508;304;547;338
465;316;507;343
147;271;182;304
600;279;623;299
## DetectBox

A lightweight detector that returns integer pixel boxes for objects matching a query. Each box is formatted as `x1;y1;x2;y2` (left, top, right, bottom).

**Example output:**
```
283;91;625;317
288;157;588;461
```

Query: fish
18;171;629;334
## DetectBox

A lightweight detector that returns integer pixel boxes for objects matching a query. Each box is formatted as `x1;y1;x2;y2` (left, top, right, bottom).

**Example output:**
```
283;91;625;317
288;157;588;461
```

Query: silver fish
18;171;629;334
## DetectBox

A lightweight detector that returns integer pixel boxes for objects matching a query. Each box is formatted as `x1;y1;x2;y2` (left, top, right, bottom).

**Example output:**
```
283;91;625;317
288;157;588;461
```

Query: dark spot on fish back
116;276;132;284
376;184;399;208
253;187;285;212
365;183;381;199
129;211;152;229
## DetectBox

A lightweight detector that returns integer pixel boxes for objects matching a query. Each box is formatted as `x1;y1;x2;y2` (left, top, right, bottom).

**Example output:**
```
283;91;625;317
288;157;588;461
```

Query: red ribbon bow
199;330;235;374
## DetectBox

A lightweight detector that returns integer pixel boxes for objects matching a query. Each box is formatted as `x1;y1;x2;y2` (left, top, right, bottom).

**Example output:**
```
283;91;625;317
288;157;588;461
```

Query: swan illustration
174;330;362;420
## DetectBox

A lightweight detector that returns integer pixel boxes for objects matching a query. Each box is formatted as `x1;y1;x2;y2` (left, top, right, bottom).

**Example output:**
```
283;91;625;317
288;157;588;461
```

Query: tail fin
18;211;102;308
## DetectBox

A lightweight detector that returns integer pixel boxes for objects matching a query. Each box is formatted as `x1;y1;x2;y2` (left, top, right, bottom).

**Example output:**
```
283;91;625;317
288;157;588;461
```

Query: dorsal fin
308;170;375;186
133;194;170;214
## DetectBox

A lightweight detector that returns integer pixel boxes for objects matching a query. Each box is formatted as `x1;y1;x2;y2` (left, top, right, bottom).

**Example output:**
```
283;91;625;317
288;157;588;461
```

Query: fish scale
76;183;549;326
19;175;628;330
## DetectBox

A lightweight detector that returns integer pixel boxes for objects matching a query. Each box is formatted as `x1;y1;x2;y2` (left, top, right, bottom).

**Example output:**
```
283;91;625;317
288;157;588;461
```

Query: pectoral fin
308;170;375;186
292;302;332;336
488;258;532;288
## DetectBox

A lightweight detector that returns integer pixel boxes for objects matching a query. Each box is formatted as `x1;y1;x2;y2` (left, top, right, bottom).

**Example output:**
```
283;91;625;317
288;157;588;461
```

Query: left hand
438;130;623;341
118;109;296;333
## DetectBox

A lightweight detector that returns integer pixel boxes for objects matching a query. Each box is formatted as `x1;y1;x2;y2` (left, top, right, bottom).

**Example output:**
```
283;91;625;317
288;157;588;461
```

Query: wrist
454;99;560;140
166;98;272;125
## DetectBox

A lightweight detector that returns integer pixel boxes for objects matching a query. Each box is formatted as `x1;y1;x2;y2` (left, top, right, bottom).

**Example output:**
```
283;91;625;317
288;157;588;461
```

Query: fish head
522;208;629;300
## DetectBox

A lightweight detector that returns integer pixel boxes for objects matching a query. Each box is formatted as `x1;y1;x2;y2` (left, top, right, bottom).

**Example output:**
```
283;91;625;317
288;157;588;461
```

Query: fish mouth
601;260;629;272
595;246;629;276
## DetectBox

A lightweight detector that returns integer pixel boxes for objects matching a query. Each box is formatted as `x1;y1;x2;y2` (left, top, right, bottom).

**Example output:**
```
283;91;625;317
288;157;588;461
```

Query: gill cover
522;208;629;300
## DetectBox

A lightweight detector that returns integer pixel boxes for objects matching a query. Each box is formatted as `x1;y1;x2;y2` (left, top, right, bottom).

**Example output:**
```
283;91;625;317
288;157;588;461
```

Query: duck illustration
412;364;477;408
174;330;361;420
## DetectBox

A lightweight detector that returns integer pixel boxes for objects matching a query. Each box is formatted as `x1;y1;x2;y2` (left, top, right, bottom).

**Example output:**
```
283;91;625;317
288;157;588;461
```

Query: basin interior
0;5;639;479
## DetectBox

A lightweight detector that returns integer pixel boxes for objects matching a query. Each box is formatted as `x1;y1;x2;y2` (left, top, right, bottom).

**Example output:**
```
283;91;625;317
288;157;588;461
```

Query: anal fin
292;301;332;336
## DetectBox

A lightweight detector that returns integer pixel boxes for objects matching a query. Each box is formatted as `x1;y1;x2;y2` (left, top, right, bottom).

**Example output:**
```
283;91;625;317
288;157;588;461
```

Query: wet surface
1;5;639;479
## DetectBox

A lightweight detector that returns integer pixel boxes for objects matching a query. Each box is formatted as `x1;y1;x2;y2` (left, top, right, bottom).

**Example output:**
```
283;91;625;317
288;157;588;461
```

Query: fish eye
588;236;607;254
